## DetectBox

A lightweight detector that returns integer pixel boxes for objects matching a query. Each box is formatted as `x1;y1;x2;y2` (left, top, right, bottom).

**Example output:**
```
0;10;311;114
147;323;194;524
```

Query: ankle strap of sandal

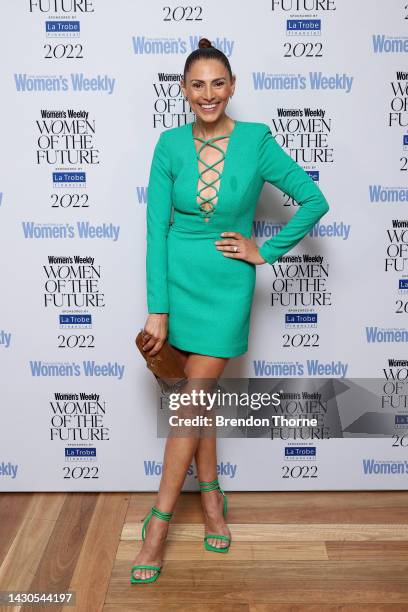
199;478;228;516
199;478;222;493
141;505;173;541
150;506;173;521
141;506;173;522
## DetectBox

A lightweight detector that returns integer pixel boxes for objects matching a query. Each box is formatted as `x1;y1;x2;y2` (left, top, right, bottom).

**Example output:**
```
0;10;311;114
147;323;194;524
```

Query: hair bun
198;37;213;49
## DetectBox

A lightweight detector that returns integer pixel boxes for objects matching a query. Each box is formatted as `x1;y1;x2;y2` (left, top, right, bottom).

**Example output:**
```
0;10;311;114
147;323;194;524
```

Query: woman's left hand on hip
214;232;266;265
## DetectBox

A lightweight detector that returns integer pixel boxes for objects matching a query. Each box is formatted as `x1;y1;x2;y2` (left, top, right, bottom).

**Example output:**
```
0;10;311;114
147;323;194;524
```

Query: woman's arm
257;125;330;265
146;131;173;313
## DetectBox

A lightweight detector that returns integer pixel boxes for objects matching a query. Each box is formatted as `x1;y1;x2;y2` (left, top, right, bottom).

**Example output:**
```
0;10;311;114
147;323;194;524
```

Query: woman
131;38;330;584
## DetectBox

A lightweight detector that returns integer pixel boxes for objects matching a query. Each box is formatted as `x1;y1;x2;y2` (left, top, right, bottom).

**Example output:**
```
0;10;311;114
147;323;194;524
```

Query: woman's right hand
142;313;168;356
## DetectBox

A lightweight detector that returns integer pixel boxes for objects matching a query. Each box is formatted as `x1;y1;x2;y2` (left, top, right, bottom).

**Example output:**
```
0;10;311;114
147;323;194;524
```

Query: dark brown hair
183;37;233;81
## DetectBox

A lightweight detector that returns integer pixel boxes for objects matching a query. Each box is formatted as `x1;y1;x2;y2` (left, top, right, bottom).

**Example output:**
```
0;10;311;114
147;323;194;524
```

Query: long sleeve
257;125;330;265
146;132;173;313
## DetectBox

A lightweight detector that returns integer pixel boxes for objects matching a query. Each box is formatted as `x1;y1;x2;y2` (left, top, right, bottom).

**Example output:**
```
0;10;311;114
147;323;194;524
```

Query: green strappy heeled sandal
199;478;231;553
130;505;173;584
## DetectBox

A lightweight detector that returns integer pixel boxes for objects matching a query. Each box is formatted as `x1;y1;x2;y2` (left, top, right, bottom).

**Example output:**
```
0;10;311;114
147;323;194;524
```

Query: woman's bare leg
170;347;231;550
131;348;229;580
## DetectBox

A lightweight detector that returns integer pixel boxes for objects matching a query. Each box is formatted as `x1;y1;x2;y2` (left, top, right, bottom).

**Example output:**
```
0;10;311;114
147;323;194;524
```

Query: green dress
146;120;329;358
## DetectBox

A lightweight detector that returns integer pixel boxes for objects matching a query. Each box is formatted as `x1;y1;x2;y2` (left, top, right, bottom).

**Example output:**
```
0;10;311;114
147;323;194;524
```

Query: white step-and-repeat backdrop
1;1;408;491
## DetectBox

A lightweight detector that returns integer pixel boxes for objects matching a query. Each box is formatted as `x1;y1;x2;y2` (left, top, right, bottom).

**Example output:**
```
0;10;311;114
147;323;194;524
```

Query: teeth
201;104;216;109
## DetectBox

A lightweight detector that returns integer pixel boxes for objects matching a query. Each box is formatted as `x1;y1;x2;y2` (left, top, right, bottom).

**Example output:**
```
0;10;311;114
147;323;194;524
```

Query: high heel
130;505;173;584
199;478;231;553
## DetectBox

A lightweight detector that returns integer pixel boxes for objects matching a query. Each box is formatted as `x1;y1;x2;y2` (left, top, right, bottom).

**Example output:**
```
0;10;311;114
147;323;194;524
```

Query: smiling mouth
199;103;219;111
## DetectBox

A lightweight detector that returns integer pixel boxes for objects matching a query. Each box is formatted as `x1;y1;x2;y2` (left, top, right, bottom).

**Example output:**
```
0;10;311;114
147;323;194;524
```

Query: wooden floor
0;491;408;611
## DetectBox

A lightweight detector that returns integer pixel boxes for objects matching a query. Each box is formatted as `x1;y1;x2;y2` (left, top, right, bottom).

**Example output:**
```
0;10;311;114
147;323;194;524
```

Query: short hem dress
146;120;330;359
168;334;248;359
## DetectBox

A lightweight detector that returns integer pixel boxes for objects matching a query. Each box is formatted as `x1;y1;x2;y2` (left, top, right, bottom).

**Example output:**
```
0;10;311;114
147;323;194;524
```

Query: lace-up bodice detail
192;133;231;223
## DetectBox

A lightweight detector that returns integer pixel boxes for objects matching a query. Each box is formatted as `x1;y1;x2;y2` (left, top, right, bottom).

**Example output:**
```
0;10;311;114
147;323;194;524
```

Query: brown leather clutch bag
135;329;188;393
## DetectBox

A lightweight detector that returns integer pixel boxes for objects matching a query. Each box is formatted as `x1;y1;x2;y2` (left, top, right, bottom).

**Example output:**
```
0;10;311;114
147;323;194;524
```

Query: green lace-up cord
199;478;228;516
193;134;229;221
141;506;173;541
